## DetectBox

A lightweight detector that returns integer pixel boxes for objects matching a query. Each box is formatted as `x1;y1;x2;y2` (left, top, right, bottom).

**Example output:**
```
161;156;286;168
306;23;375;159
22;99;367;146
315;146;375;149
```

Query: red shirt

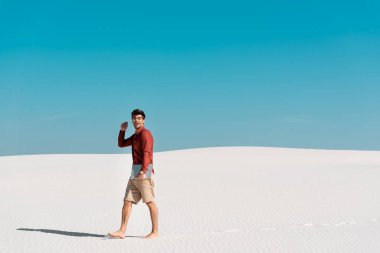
118;126;154;174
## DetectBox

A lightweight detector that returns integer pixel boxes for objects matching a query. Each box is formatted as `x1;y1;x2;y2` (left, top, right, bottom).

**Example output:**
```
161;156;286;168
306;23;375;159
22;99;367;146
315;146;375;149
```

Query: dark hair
131;109;146;119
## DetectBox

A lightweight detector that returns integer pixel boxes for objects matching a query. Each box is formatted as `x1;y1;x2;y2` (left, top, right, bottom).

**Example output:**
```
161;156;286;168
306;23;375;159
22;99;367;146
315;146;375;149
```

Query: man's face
132;115;145;130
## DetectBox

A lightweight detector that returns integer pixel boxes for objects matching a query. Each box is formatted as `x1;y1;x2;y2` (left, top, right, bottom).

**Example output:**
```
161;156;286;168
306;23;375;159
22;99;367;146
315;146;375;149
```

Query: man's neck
135;126;145;134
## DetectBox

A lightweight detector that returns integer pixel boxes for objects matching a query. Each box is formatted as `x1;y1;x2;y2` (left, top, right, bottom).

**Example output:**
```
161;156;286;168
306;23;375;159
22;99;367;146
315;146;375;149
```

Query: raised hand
120;121;128;131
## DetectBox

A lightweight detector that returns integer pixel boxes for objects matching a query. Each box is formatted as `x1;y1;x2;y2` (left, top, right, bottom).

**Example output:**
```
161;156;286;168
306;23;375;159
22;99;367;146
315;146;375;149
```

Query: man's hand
136;172;146;180
120;121;128;131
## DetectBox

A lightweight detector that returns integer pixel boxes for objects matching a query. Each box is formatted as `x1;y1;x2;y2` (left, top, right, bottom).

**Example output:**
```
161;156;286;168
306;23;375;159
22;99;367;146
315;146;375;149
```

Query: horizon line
2;145;380;158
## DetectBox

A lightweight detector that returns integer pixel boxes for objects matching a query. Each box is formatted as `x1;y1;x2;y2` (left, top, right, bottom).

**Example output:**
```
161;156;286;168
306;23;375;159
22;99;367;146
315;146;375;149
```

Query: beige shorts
124;178;155;204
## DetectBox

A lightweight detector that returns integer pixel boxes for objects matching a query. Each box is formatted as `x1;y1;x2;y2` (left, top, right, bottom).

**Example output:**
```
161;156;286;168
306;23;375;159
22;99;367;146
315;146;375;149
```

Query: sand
1;147;380;252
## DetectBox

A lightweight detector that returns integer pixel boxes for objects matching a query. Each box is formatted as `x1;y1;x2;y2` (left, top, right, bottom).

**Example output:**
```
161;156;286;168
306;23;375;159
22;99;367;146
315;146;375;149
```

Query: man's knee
123;200;133;208
146;201;155;207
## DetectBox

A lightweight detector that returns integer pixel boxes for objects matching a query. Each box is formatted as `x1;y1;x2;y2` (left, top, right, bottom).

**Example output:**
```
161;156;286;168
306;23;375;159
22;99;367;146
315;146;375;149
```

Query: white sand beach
1;147;380;252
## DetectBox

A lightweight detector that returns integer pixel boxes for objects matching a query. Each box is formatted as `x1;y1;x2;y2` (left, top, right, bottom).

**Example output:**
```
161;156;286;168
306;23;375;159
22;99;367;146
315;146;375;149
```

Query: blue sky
1;0;379;156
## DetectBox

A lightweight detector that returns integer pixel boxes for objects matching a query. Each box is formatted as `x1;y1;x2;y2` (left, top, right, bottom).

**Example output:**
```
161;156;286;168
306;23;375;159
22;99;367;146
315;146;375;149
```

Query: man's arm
140;131;153;173
118;130;133;147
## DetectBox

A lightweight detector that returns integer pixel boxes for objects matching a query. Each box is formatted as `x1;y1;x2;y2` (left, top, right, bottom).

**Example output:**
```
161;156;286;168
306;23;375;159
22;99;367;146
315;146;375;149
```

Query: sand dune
1;147;380;252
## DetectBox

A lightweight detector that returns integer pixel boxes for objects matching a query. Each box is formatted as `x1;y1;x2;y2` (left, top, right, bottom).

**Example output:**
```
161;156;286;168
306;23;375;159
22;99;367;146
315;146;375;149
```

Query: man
108;109;159;239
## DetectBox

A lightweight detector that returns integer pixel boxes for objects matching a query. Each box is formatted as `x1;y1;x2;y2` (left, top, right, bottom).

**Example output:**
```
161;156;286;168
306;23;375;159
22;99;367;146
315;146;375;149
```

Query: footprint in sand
211;229;243;234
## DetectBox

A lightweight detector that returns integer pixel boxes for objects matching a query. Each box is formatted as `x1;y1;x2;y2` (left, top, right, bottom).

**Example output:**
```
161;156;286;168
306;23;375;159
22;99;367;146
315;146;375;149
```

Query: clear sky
1;0;379;156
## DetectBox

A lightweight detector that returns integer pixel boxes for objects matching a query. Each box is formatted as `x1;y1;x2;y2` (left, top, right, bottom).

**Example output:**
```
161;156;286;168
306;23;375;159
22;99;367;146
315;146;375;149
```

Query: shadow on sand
17;228;144;239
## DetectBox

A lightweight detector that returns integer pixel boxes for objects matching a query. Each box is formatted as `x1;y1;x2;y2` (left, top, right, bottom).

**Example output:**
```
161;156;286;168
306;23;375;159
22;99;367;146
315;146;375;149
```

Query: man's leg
108;200;133;238
145;201;159;239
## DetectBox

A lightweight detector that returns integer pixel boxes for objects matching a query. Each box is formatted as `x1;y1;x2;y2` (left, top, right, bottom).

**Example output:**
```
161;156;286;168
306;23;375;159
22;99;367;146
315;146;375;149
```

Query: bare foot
144;232;159;239
108;230;125;239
